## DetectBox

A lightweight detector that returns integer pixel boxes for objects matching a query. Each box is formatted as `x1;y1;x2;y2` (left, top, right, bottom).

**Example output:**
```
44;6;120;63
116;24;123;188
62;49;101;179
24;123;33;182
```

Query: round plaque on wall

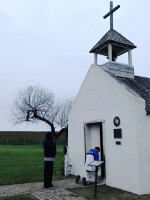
113;116;120;127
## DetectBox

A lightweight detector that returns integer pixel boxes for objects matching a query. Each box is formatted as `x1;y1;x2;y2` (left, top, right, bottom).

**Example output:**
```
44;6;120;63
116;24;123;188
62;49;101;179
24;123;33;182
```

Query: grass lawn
0;145;64;186
69;185;150;200
0;194;38;200
1;145;150;200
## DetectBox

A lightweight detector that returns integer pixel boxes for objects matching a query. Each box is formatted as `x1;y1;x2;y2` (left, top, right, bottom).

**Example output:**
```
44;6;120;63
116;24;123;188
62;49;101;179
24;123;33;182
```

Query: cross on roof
103;1;120;30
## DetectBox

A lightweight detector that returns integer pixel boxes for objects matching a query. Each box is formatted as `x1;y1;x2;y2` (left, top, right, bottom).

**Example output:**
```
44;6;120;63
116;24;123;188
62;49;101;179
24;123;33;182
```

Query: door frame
84;121;106;179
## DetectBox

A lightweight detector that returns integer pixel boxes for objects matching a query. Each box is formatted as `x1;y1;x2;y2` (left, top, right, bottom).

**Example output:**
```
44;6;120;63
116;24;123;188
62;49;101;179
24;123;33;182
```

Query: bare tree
12;86;73;139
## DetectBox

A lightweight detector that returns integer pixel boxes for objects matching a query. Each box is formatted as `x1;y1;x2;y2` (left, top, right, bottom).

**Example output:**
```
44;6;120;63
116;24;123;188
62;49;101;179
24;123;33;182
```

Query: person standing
83;147;100;186
43;132;56;188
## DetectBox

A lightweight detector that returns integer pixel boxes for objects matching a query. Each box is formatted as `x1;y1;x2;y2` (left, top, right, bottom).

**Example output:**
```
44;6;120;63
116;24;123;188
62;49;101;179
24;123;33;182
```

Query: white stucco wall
138;114;150;194
68;64;150;194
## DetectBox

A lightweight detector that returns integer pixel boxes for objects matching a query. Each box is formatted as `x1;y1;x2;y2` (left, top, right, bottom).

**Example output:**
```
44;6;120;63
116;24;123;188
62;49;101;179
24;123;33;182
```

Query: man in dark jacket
43;132;56;188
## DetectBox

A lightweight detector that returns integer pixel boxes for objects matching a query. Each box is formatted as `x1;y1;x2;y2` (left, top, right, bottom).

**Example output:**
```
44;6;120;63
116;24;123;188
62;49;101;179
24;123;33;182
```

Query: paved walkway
0;179;85;200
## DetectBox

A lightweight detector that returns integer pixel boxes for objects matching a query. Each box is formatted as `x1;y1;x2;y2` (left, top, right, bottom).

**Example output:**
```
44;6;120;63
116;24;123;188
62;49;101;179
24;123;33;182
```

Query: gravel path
0;179;85;200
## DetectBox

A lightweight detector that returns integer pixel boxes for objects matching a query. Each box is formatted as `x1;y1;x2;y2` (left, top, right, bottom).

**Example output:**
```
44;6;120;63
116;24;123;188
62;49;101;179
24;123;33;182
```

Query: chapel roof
90;29;136;56
115;75;150;115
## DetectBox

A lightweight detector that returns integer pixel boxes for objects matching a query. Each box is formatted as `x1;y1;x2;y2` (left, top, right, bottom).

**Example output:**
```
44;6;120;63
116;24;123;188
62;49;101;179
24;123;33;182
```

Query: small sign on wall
113;116;120;127
116;141;121;145
114;128;122;139
113;116;122;145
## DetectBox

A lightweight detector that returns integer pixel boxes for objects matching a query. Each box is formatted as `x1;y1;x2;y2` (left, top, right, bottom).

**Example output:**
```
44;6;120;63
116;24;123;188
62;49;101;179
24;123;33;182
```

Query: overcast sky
0;0;150;131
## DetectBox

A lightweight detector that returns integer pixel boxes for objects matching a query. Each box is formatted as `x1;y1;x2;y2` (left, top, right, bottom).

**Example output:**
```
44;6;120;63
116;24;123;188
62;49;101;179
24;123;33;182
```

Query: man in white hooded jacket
83;147;100;186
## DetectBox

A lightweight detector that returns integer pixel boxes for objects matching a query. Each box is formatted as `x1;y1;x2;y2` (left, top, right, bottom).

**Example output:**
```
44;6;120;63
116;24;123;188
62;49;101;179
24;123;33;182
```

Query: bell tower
90;1;136;78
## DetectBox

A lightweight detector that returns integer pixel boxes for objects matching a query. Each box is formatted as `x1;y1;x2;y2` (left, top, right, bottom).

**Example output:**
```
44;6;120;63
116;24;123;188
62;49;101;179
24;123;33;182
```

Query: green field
0;145;64;186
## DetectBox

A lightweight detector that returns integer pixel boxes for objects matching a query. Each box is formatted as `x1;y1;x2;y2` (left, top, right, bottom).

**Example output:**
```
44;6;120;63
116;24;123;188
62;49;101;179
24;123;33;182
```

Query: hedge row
0;131;66;145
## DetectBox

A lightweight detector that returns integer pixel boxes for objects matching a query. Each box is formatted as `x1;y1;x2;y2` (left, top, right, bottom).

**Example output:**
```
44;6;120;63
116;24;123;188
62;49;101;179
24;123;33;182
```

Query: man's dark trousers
44;161;53;188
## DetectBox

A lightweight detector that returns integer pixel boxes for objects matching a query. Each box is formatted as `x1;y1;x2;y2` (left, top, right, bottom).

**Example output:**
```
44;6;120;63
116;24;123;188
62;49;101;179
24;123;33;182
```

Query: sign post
88;161;104;199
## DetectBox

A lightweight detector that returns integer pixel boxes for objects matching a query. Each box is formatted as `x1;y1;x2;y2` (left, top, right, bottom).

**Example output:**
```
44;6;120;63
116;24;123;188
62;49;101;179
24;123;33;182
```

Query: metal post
95;166;98;198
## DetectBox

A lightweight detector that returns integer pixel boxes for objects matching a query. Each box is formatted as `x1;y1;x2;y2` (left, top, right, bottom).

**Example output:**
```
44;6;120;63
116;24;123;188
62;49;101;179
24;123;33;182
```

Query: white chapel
67;1;150;195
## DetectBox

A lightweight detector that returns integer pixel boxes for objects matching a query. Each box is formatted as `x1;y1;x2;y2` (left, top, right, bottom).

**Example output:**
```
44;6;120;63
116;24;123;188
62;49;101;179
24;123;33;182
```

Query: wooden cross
103;1;120;30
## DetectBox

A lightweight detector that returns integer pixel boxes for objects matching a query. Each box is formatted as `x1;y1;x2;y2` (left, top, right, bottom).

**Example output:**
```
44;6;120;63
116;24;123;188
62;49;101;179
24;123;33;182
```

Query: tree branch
34;114;56;136
56;127;67;139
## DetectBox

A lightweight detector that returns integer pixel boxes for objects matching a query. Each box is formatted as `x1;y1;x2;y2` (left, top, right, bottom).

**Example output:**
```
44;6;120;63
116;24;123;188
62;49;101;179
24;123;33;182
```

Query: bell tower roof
90;28;136;57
